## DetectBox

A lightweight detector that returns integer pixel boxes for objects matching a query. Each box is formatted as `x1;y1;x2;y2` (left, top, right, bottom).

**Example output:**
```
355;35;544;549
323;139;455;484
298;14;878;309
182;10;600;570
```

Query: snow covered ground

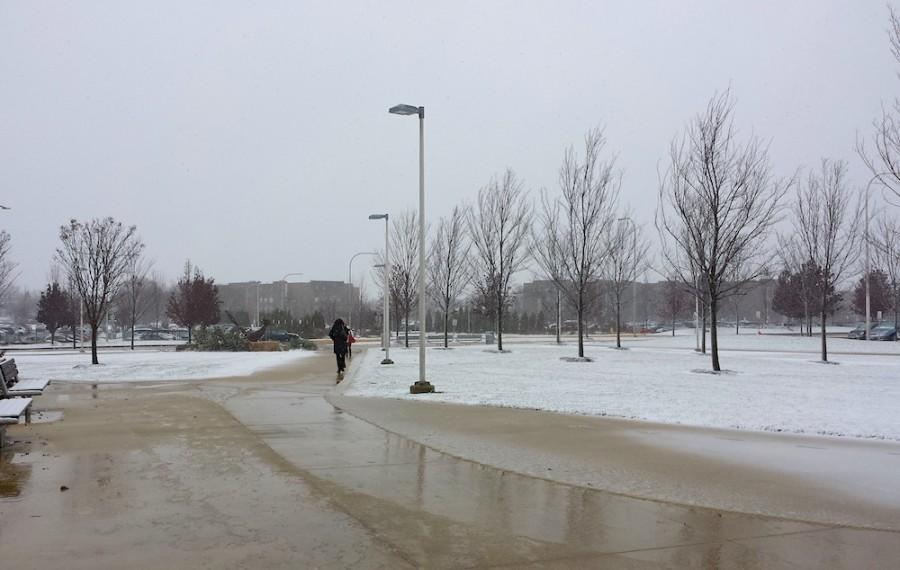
345;331;900;440
7;349;315;383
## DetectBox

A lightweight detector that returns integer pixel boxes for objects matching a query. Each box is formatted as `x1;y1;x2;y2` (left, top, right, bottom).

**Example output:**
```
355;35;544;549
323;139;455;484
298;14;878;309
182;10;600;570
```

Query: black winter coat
329;325;348;354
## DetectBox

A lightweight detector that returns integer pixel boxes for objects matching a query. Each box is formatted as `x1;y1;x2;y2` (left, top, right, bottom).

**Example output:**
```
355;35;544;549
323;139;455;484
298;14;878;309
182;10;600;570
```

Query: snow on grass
9;349;315;383
345;333;900;440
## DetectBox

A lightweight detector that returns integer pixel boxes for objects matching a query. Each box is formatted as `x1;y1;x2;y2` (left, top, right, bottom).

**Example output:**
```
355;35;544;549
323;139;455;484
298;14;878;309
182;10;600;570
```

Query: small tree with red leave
771;269;803;326
852;269;893;320
36;282;74;345
166;261;220;344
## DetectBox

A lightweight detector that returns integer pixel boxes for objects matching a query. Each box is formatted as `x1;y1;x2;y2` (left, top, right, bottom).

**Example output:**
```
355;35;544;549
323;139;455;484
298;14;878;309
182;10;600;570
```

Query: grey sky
1;1;896;292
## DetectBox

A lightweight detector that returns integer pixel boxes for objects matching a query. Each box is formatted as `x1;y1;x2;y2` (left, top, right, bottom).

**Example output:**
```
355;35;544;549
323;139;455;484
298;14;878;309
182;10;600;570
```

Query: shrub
191;328;250;352
290;337;318;351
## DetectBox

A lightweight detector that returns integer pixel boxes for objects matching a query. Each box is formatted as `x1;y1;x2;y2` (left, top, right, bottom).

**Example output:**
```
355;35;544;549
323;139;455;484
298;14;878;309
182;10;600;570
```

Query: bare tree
787;160;862;362
468;169;533;352
859;6;900;202
56;217;144;364
873;216;900;332
146;270;168;329
657;91;789;371
428;205;471;348
605;217;650;348
533;129;619;358
0;231;17;307
659;277;692;337
390;210;420;347
117;257;154;349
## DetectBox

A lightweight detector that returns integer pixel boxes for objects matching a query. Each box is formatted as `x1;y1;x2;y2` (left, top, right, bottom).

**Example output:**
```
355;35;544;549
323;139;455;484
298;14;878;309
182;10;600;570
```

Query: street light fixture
348;252;377;327
617;217;638;337
369;214;393;364
389;103;433;393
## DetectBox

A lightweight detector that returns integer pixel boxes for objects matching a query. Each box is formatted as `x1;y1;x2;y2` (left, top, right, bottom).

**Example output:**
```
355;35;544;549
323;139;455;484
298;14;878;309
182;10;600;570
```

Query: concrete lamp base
380;358;394;365
409;380;435;394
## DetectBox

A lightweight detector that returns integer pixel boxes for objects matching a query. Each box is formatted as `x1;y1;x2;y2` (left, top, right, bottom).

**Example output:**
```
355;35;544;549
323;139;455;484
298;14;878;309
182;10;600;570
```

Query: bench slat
0;398;32;418
13;379;50;392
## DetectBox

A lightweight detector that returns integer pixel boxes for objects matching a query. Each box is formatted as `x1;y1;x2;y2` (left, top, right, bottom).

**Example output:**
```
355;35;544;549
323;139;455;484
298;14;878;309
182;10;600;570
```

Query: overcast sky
1;1;897;293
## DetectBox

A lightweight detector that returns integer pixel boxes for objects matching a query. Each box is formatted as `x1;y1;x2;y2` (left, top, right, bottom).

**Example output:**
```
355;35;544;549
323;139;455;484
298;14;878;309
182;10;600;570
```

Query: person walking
329;318;349;376
346;327;356;360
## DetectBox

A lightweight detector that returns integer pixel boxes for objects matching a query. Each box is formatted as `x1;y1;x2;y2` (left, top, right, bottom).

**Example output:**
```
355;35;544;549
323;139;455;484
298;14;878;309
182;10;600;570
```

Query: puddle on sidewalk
0;452;31;498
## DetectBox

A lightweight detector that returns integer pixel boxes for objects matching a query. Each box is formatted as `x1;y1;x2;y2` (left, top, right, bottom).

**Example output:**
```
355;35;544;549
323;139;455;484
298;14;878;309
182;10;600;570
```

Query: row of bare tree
383;128;649;358
0;217;219;365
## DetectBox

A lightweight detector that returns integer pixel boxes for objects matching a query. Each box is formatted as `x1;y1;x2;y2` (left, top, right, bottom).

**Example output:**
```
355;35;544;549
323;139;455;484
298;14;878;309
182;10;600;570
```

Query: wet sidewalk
2;351;899;568
221;354;900;568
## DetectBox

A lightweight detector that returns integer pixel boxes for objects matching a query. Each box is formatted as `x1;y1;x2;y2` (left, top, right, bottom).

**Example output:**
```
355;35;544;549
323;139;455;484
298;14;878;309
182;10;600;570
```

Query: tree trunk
50;330;55;345
672;313;676;336
710;298;721;371
555;288;561;343
188;325;193;344
497;302;504;352
701;301;707;354
90;323;99;365
615;296;622;349
577;290;584;358
821;299;828;362
443;311;449;349
404;308;409;348
130;324;135;350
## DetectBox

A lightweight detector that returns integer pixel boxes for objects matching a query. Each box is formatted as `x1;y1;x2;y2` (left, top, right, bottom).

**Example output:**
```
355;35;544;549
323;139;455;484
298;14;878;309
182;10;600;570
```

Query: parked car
266;330;299;342
848;322;877;339
868;325;897;341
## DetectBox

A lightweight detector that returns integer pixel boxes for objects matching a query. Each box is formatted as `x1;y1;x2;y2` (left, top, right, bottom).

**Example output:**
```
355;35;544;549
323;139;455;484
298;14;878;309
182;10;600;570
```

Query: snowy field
6;349;315;383
345;330;900;440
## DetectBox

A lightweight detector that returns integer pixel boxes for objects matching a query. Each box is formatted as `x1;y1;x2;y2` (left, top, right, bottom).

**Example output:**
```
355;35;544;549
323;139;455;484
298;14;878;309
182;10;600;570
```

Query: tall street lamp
369;214;393;364
281;272;304;312
617;217;638;337
389;103;433;393
348;252;377;327
863;174;886;342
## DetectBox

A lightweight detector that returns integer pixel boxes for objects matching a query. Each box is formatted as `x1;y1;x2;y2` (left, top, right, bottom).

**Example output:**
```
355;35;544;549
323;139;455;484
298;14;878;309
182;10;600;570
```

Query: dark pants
336;351;346;372
347;344;352;359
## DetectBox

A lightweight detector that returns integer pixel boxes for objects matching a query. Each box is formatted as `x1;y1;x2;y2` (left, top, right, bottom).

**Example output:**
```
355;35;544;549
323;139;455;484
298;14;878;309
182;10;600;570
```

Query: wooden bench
0;397;32;449
0;358;50;396
0;397;32;425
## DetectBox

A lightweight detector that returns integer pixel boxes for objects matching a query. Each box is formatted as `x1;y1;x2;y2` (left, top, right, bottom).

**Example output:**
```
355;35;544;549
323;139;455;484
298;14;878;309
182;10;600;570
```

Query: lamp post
254;281;261;327
617;217;638;337
280;273;304;313
348;252;377;327
863;174;885;342
369;214;393;364
389;103;433;393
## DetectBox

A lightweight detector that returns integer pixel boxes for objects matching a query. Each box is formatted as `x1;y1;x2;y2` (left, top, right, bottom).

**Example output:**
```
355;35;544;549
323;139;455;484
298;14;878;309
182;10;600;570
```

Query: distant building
218;280;359;324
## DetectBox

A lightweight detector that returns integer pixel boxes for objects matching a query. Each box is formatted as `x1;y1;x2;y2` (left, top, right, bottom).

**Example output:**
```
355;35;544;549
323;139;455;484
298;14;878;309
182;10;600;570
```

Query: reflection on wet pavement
220;360;900;569
0;352;898;568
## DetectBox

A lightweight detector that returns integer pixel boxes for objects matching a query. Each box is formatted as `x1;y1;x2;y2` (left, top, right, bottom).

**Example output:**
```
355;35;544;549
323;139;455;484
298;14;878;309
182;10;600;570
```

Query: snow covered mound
9;349;315;383
345;338;900;440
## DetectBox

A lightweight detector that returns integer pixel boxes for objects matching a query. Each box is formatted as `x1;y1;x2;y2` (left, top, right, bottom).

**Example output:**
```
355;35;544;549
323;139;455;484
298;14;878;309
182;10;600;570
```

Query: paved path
1;350;898;568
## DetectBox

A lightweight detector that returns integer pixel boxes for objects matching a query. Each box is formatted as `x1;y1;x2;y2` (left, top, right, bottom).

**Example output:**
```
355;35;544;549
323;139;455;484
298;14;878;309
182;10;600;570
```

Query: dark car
868;325;897;341
266;330;300;342
848;322;877;340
